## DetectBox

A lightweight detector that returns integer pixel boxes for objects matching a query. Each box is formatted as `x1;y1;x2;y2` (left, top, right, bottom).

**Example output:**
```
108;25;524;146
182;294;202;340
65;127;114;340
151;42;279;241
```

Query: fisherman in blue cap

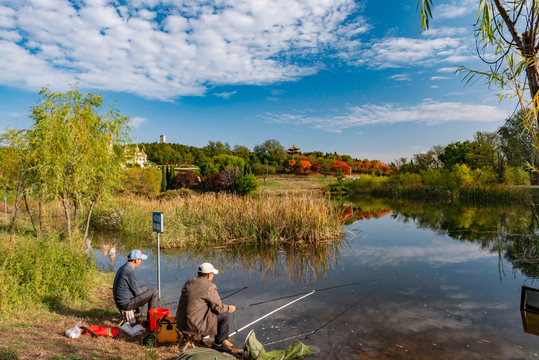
113;249;158;319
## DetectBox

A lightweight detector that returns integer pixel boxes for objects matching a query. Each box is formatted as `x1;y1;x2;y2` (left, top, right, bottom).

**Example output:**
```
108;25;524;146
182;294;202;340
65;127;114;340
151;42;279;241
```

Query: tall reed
91;192;344;249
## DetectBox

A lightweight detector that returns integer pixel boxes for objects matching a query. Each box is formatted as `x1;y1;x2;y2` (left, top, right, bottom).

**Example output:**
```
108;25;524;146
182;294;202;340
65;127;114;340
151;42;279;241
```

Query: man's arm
206;284;234;314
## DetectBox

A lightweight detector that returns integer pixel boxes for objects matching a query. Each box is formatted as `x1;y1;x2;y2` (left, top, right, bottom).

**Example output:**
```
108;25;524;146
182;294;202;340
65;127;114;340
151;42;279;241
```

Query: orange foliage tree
298;160;312;173
330;160;351;174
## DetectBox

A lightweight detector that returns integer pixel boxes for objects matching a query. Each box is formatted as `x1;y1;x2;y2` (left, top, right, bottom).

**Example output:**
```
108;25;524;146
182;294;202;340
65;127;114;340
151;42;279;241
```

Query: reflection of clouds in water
350;240;495;267
457;302;510;311
447;293;471;299
386;307;472;332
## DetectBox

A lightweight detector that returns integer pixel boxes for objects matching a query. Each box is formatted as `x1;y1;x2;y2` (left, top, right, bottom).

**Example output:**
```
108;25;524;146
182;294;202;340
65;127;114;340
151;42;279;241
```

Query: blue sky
0;0;516;163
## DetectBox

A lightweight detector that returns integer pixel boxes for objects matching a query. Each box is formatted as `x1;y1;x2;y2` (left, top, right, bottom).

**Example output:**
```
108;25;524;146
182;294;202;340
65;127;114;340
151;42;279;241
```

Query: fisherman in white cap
176;262;236;353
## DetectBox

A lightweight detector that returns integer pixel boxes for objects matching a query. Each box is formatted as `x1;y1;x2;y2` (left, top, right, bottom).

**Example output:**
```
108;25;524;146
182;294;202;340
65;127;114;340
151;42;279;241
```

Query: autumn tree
28;86;130;238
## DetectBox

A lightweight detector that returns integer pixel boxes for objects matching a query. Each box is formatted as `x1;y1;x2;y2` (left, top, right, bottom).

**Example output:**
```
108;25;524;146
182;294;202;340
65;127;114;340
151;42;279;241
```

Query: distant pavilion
287;144;301;156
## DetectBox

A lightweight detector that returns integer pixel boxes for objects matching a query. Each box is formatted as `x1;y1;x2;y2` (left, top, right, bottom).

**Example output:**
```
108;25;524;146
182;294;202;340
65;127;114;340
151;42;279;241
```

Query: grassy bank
0;256;178;360
334;174;532;203
91;192;344;249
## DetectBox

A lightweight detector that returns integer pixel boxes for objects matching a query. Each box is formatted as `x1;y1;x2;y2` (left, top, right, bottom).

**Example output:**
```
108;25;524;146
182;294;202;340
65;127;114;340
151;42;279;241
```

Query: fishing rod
229;290;316;338
237;280;372;309
263;286;378;346
221;286;248;300
161;286;249;306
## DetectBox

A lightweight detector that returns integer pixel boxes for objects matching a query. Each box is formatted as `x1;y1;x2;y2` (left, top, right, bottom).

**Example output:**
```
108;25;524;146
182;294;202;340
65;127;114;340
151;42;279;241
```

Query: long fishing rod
162;286;249;306
229;290;316;338
263;286;378;346
237;280;371;310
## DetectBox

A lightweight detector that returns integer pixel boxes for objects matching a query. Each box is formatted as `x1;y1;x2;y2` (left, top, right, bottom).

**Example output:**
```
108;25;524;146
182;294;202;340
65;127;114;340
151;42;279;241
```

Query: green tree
123;167;161;197
253;139;287;166
27;86;130;238
161;165;167;192
233;145;251;161
0;129;33;235
439;141;473;168
212;154;245;173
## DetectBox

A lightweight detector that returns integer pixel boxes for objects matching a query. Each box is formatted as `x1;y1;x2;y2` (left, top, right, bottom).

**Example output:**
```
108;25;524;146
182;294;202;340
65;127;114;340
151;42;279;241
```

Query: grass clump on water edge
91;192;344;248
0;233;96;323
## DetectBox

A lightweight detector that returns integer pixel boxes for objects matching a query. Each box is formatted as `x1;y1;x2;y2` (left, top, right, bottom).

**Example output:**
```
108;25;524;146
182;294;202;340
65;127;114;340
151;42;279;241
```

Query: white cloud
0;0;367;100
214;91;237;99
430;76;449;80
129;116;147;128
262;99;506;132
438;67;458;73
423;27;468;37
361;36;469;68
389;74;411;81
435;0;475;19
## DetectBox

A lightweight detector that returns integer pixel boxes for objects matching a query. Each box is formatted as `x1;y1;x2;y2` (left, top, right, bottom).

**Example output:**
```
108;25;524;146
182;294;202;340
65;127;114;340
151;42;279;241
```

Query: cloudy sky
0;0;516;162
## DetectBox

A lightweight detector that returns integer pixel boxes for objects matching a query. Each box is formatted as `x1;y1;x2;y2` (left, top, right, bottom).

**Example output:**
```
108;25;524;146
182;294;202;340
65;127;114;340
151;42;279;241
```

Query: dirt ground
0;273;182;360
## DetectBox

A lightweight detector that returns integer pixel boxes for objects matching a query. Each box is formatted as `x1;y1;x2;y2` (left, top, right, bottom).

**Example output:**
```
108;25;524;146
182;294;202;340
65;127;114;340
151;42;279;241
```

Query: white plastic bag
65;321;82;338
121;322;145;337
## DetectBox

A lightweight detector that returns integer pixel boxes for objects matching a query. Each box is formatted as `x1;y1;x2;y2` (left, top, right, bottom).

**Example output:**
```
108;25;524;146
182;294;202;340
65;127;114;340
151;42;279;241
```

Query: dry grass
93;192;344;249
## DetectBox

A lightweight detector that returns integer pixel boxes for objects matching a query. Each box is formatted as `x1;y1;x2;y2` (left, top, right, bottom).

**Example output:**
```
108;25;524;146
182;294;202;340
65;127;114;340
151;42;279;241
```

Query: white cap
199;262;219;275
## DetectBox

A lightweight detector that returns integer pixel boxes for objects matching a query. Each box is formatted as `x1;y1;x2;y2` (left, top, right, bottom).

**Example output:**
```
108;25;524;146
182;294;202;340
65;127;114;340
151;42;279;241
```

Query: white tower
160;135;166;144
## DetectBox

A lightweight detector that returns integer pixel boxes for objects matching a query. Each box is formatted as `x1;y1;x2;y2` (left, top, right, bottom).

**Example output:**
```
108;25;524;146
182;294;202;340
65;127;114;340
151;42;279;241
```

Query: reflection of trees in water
90;232;343;284
382;198;539;278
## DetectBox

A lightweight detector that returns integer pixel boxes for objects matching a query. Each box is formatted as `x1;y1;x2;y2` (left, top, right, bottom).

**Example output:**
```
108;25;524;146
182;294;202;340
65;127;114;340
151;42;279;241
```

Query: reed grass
91;192;344;249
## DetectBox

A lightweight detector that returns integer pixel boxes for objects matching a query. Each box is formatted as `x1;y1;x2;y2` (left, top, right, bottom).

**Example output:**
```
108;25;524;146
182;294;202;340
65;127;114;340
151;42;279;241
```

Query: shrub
0;234;95;319
251;163;276;176
504;166;531;185
237;174;260;194
173;170;197;188
122;167;161;197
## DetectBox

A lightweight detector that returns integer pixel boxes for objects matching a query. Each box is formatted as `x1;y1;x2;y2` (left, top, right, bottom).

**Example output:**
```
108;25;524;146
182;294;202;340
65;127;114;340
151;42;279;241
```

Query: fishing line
263;286;378;346
237;280;372;309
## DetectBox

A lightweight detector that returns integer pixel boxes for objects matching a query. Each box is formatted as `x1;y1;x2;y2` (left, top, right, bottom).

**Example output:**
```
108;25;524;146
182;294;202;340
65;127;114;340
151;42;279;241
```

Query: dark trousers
122;285;159;316
216;312;230;344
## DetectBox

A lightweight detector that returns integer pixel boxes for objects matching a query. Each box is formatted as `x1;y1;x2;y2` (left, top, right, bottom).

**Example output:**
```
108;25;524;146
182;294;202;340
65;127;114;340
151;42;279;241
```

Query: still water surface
94;199;539;359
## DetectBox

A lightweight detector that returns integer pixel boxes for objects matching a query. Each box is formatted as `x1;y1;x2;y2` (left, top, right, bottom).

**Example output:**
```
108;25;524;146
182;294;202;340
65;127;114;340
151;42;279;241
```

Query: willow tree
419;0;539;170
28;87;130;238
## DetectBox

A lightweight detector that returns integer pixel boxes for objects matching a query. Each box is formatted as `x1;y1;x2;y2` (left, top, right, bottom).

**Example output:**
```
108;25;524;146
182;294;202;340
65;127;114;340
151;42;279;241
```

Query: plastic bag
121;322;145;337
65;321;82;338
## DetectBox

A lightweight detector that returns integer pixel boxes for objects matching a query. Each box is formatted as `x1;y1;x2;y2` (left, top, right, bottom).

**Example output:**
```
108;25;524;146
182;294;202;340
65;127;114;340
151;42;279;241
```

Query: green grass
0;233;97;322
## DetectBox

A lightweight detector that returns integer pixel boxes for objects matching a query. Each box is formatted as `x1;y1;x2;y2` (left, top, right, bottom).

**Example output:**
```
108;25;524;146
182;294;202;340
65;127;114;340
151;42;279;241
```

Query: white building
160;135;166;144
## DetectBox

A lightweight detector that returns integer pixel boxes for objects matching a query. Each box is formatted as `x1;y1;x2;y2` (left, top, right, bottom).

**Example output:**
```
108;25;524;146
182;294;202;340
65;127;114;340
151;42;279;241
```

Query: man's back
176;276;229;335
113;262;140;307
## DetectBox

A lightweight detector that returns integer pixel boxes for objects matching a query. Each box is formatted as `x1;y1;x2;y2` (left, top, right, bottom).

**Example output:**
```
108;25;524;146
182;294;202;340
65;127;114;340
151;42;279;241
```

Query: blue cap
128;249;148;261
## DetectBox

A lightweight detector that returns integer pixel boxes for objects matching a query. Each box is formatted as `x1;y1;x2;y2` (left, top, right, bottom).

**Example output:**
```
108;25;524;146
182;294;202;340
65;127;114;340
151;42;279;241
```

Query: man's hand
228;305;236;313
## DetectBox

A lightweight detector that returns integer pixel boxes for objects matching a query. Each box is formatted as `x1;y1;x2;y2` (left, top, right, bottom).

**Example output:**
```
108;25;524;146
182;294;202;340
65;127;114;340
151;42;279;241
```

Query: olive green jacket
176;276;231;335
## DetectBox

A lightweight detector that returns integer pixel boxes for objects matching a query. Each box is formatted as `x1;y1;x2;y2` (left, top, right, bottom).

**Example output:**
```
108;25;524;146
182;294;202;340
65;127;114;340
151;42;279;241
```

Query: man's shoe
222;339;234;348
212;342;233;353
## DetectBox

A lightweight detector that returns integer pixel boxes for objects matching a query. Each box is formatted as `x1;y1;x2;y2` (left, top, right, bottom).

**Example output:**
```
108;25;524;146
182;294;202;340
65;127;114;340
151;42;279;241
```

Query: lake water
93;198;539;359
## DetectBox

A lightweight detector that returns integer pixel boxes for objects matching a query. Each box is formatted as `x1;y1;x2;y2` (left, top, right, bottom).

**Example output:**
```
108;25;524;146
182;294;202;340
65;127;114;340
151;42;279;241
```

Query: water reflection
91;234;343;285
347;196;539;279
88;196;539;358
